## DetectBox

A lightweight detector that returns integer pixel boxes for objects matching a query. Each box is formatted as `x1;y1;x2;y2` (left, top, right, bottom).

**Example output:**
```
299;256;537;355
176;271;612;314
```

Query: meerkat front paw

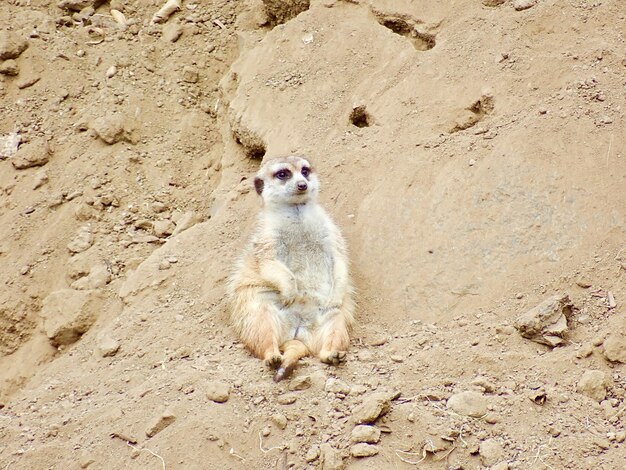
320;351;347;366
280;281;301;307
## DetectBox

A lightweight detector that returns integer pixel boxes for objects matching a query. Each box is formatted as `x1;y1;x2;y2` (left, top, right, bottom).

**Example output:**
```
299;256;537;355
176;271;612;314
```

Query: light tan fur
228;156;355;381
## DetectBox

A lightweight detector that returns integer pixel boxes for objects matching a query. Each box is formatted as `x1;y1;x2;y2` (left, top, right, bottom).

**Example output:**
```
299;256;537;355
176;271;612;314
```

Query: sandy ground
1;0;625;469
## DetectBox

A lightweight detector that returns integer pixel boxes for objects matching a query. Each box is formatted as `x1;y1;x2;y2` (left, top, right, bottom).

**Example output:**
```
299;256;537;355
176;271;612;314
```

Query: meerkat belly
275;225;334;342
277;230;334;302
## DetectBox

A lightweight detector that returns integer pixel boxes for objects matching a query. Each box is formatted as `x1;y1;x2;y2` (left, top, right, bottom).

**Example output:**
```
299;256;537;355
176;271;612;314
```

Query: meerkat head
254;156;320;207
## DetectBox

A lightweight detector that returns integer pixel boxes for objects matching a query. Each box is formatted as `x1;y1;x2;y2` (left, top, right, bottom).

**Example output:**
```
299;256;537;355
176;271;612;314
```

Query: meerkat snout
297;181;308;191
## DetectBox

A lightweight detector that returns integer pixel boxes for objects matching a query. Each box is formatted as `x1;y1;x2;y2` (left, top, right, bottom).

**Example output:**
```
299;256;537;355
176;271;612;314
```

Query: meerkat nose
297;181;308;191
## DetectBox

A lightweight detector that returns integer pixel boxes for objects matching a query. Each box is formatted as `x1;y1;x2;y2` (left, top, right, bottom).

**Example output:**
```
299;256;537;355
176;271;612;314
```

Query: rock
592;437;610;450
11;141;52;169
514;294;573;346
158;259;171;270
0;31;28;60
110;9;127;26
482;0;505;5
105;65;117;78
369;336;387;346
40;289;100;346
271;413;287;429
151;0;182;24
305;445;320;462
576;277;592;288
325;377;351;395
350;384;367;396
91;114;138;145
277;393;297;405
527;387;547;405
447;391;488;418
151;201;168;213
153;220;175;238
607;291;616;309
182;65;199;83
350;443;379;458
422;436;452;456
110;0;125;12
171;211;197;236
479;438;504;466
163;23;183;42
67;226;94;254
350;425;381;443
352;391;398;424
57;0;93;12
79;456;95;468
471;377;496;393
16;74;40;89
71;263;111;290
512;0;536;10
33;170;48;189
0;132;21;158
98;336;120;357
576;370;609;402
145;410;176;437
0;59;18;76
134;219;154;231
74;203;97;221
319;443;343;470
206;381;230;403
288;375;311;391
309;370;327;389
575;343;594;359
603;331;626;363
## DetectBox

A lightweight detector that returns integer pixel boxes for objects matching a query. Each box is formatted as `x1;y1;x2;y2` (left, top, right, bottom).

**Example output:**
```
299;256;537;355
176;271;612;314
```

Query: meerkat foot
319;350;347;366
273;365;293;382
264;353;283;369
273;340;309;382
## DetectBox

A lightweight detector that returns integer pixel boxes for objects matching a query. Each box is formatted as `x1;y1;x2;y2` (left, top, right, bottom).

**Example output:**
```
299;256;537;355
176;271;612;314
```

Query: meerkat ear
254;177;264;195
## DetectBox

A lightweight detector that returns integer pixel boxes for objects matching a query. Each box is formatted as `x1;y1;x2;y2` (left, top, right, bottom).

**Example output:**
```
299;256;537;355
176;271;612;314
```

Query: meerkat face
254;156;320;206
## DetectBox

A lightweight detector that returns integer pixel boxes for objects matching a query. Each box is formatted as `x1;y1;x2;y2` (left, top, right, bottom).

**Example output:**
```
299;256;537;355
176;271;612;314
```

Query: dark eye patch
274;169;292;180
301;166;311;178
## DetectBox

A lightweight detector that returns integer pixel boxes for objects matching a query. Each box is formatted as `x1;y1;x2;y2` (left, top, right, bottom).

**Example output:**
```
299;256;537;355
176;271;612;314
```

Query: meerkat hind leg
274;339;309;382
241;302;283;368
316;313;350;366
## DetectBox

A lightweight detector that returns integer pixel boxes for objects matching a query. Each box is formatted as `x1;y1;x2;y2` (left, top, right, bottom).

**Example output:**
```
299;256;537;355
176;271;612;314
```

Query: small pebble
350;443;379;457
513;0;536;10
277;393;297;405
305;445;320;462
271;413;287;430
206;381;230;403
145;410;176;437
98;337;120;357
351;425;381;444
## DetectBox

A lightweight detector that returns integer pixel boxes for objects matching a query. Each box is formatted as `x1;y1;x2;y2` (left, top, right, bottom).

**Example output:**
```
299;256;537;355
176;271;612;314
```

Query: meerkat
228;156;355;381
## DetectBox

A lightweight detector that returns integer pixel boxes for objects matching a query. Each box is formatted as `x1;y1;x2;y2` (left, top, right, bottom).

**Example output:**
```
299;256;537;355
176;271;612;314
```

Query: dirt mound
0;0;625;469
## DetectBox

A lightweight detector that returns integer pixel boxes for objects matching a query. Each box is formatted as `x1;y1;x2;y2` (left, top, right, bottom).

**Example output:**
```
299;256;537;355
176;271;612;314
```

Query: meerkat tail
273;339;310;382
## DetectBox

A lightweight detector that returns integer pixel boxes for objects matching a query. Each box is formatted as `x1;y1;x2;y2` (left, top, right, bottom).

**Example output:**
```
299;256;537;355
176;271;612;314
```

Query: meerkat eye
275;169;292;180
301;167;311;178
